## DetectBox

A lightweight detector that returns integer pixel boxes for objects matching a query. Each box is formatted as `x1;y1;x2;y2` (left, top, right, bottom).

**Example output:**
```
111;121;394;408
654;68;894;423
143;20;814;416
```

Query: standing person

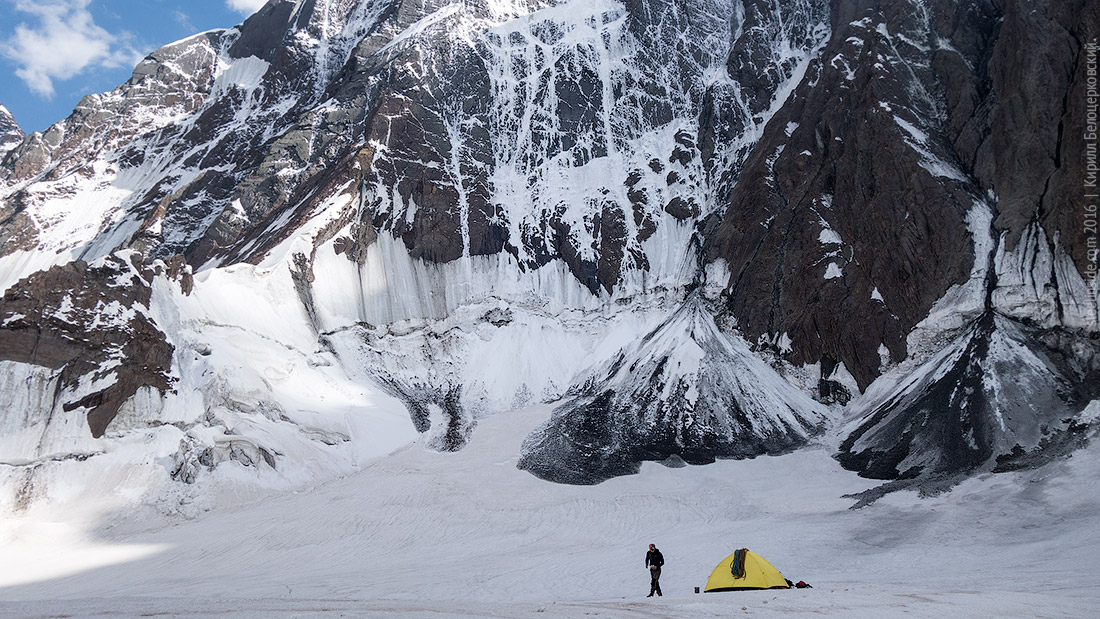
645;543;664;597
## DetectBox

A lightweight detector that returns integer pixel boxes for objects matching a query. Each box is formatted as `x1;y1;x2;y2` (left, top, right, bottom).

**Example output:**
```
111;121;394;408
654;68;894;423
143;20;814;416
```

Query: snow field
1;404;1098;618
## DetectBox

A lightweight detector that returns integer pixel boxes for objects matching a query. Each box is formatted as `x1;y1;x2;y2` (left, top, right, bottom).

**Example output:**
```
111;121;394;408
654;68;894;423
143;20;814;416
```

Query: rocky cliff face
0;0;825;295
696;0;1100;493
0;0;1098;503
704;0;1099;390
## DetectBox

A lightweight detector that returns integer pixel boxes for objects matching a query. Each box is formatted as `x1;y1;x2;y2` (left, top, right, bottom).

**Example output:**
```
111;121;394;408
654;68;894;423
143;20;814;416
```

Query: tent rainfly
704;548;790;592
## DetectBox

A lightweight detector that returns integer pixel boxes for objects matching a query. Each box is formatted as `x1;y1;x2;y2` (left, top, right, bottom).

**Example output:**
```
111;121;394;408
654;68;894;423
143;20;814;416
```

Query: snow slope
1;403;1098;618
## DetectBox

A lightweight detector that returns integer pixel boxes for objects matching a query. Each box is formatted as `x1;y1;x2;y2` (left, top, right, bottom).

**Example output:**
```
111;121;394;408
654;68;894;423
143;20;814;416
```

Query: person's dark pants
649;566;662;596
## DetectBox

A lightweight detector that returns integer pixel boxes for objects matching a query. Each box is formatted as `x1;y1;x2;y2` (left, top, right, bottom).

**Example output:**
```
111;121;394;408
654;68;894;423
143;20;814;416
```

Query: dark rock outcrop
973;0;1099;275
706;0;983;391
0;255;175;437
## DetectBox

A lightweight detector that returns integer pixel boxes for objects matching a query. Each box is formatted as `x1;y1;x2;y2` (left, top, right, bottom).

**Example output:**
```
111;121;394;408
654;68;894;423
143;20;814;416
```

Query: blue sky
0;0;265;134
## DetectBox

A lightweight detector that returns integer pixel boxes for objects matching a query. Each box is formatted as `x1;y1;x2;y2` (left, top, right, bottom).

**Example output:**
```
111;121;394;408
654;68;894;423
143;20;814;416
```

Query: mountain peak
0;104;24;159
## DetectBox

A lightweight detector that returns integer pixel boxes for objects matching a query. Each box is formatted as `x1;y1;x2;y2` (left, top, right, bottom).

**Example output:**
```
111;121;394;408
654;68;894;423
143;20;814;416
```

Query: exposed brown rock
333;222;378;264
706;0;984;390
704;0;1097;390
158;254;194;295
0;257;175;438
977;0;1100;276
0;190;39;258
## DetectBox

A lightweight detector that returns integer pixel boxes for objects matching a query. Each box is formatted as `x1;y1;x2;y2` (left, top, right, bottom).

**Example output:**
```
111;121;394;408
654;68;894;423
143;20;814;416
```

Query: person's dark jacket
646;549;664;568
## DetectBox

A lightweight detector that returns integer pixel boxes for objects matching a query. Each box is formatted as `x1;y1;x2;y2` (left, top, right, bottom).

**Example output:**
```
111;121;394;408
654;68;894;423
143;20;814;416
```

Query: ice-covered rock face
0;0;1094;348
0;0;827;297
319;0;780;294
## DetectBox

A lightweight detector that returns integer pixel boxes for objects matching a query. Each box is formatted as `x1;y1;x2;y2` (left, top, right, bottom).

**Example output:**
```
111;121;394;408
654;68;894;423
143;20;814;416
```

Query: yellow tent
704;548;790;592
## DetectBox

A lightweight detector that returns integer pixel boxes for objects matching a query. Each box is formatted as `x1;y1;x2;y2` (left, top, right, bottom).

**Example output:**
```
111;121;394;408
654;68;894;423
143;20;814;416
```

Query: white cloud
1;0;142;98
226;0;267;15
172;10;195;34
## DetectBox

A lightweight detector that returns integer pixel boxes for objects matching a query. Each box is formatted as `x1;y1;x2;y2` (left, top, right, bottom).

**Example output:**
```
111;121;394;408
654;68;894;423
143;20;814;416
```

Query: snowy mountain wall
0;0;1098;505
